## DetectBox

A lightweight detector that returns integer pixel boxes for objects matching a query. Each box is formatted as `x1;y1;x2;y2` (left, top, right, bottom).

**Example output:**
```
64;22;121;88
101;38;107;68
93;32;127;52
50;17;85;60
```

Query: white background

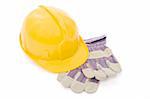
0;0;150;99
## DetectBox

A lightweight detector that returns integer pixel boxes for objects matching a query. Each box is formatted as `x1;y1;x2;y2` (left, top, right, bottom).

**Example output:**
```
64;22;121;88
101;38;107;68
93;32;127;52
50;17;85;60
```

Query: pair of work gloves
57;35;121;93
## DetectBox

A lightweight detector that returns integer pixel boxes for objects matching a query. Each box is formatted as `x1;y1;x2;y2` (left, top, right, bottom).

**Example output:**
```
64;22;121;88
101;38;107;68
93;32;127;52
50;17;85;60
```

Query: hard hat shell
20;6;89;73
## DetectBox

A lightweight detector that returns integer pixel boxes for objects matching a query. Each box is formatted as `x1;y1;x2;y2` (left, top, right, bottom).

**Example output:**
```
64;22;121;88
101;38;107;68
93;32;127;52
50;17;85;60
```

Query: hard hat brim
20;35;89;73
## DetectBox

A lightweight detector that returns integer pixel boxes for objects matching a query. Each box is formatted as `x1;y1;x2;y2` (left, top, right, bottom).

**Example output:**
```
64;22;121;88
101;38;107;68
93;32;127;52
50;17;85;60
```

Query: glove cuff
84;35;106;51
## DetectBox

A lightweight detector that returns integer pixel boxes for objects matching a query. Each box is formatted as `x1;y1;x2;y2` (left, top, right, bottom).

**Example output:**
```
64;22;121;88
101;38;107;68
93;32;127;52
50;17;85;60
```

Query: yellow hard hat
20;6;89;73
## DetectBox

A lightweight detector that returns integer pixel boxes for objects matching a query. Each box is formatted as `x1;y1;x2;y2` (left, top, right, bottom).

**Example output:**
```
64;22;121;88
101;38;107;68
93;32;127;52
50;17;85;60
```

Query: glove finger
106;55;121;73
59;69;79;88
71;71;86;93
94;69;107;81
82;59;96;78
97;57;117;77
82;53;108;80
85;78;100;93
57;72;67;82
70;70;100;93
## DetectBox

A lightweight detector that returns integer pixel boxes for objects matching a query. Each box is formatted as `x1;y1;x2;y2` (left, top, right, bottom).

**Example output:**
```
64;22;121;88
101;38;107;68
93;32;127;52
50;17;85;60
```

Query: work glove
57;35;121;93
82;35;121;80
